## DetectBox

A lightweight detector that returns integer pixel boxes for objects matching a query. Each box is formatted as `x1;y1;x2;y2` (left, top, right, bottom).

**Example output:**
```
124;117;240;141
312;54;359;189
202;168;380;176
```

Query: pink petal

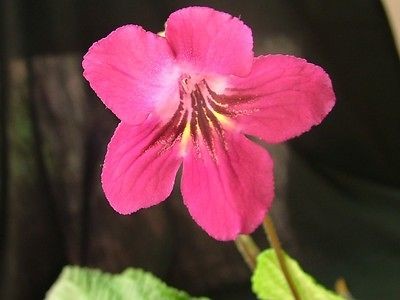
228;55;336;143
181;130;274;240
83;25;180;124
102;120;182;214
165;7;253;76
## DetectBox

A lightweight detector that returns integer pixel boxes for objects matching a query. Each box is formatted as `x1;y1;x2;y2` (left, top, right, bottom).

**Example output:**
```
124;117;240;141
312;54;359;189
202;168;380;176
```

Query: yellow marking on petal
214;111;234;128
180;123;191;156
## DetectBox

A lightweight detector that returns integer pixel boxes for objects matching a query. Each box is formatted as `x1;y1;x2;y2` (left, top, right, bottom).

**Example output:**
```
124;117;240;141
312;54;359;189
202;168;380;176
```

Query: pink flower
82;7;335;240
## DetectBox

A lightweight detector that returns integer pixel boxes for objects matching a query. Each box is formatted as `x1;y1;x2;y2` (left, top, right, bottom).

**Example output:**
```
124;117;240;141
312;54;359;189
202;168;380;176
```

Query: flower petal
83;25;180;124
165;7;253;76
228;55;335;143
102;121;182;214
181;130;274;240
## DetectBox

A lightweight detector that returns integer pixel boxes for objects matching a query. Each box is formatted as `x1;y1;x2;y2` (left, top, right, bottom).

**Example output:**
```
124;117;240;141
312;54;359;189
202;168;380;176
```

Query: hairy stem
263;215;301;300
234;235;260;271
335;277;353;299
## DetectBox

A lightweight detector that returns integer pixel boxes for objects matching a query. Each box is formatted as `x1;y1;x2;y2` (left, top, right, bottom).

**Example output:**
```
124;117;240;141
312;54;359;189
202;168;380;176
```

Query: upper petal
181;129;274;240
83;25;180;124
165;7;253;76
102;120;182;214
227;55;336;143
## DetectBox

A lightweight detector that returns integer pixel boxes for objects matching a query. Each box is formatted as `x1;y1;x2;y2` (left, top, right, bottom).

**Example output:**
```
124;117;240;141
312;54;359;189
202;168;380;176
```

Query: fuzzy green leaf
46;266;208;300
252;249;344;300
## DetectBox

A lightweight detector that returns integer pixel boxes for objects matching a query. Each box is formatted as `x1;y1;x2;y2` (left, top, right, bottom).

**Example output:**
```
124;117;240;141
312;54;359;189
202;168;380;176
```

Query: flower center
177;75;233;156
147;75;255;158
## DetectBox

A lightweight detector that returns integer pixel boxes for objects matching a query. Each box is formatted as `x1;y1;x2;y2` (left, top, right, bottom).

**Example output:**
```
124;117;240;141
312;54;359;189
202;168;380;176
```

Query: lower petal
181;130;274;240
228;55;335;143
102;121;182;214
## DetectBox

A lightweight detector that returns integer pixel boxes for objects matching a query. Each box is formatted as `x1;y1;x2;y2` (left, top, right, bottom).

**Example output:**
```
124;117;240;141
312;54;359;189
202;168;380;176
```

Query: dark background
1;1;399;299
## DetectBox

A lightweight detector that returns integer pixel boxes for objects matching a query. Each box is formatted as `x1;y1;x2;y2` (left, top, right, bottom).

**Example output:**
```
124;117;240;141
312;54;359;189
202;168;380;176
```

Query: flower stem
335;277;353;299
234;235;260;271
263;215;301;300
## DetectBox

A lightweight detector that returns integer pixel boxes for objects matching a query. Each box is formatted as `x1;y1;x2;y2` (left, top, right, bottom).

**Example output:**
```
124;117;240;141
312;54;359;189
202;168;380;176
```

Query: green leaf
252;249;345;300
46;266;209;300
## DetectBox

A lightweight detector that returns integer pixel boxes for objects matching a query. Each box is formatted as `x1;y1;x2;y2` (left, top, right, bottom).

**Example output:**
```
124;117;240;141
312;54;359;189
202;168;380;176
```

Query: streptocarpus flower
82;7;335;240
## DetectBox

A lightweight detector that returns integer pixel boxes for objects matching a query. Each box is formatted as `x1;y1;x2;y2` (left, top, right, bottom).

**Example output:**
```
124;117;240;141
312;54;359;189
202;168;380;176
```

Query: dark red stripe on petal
144;101;186;154
142;75;264;159
192;88;215;154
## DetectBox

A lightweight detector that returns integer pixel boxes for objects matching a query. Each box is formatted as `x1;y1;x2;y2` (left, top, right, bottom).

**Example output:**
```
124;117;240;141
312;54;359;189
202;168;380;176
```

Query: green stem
263;215;301;300
234;235;260;271
335;277;354;300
